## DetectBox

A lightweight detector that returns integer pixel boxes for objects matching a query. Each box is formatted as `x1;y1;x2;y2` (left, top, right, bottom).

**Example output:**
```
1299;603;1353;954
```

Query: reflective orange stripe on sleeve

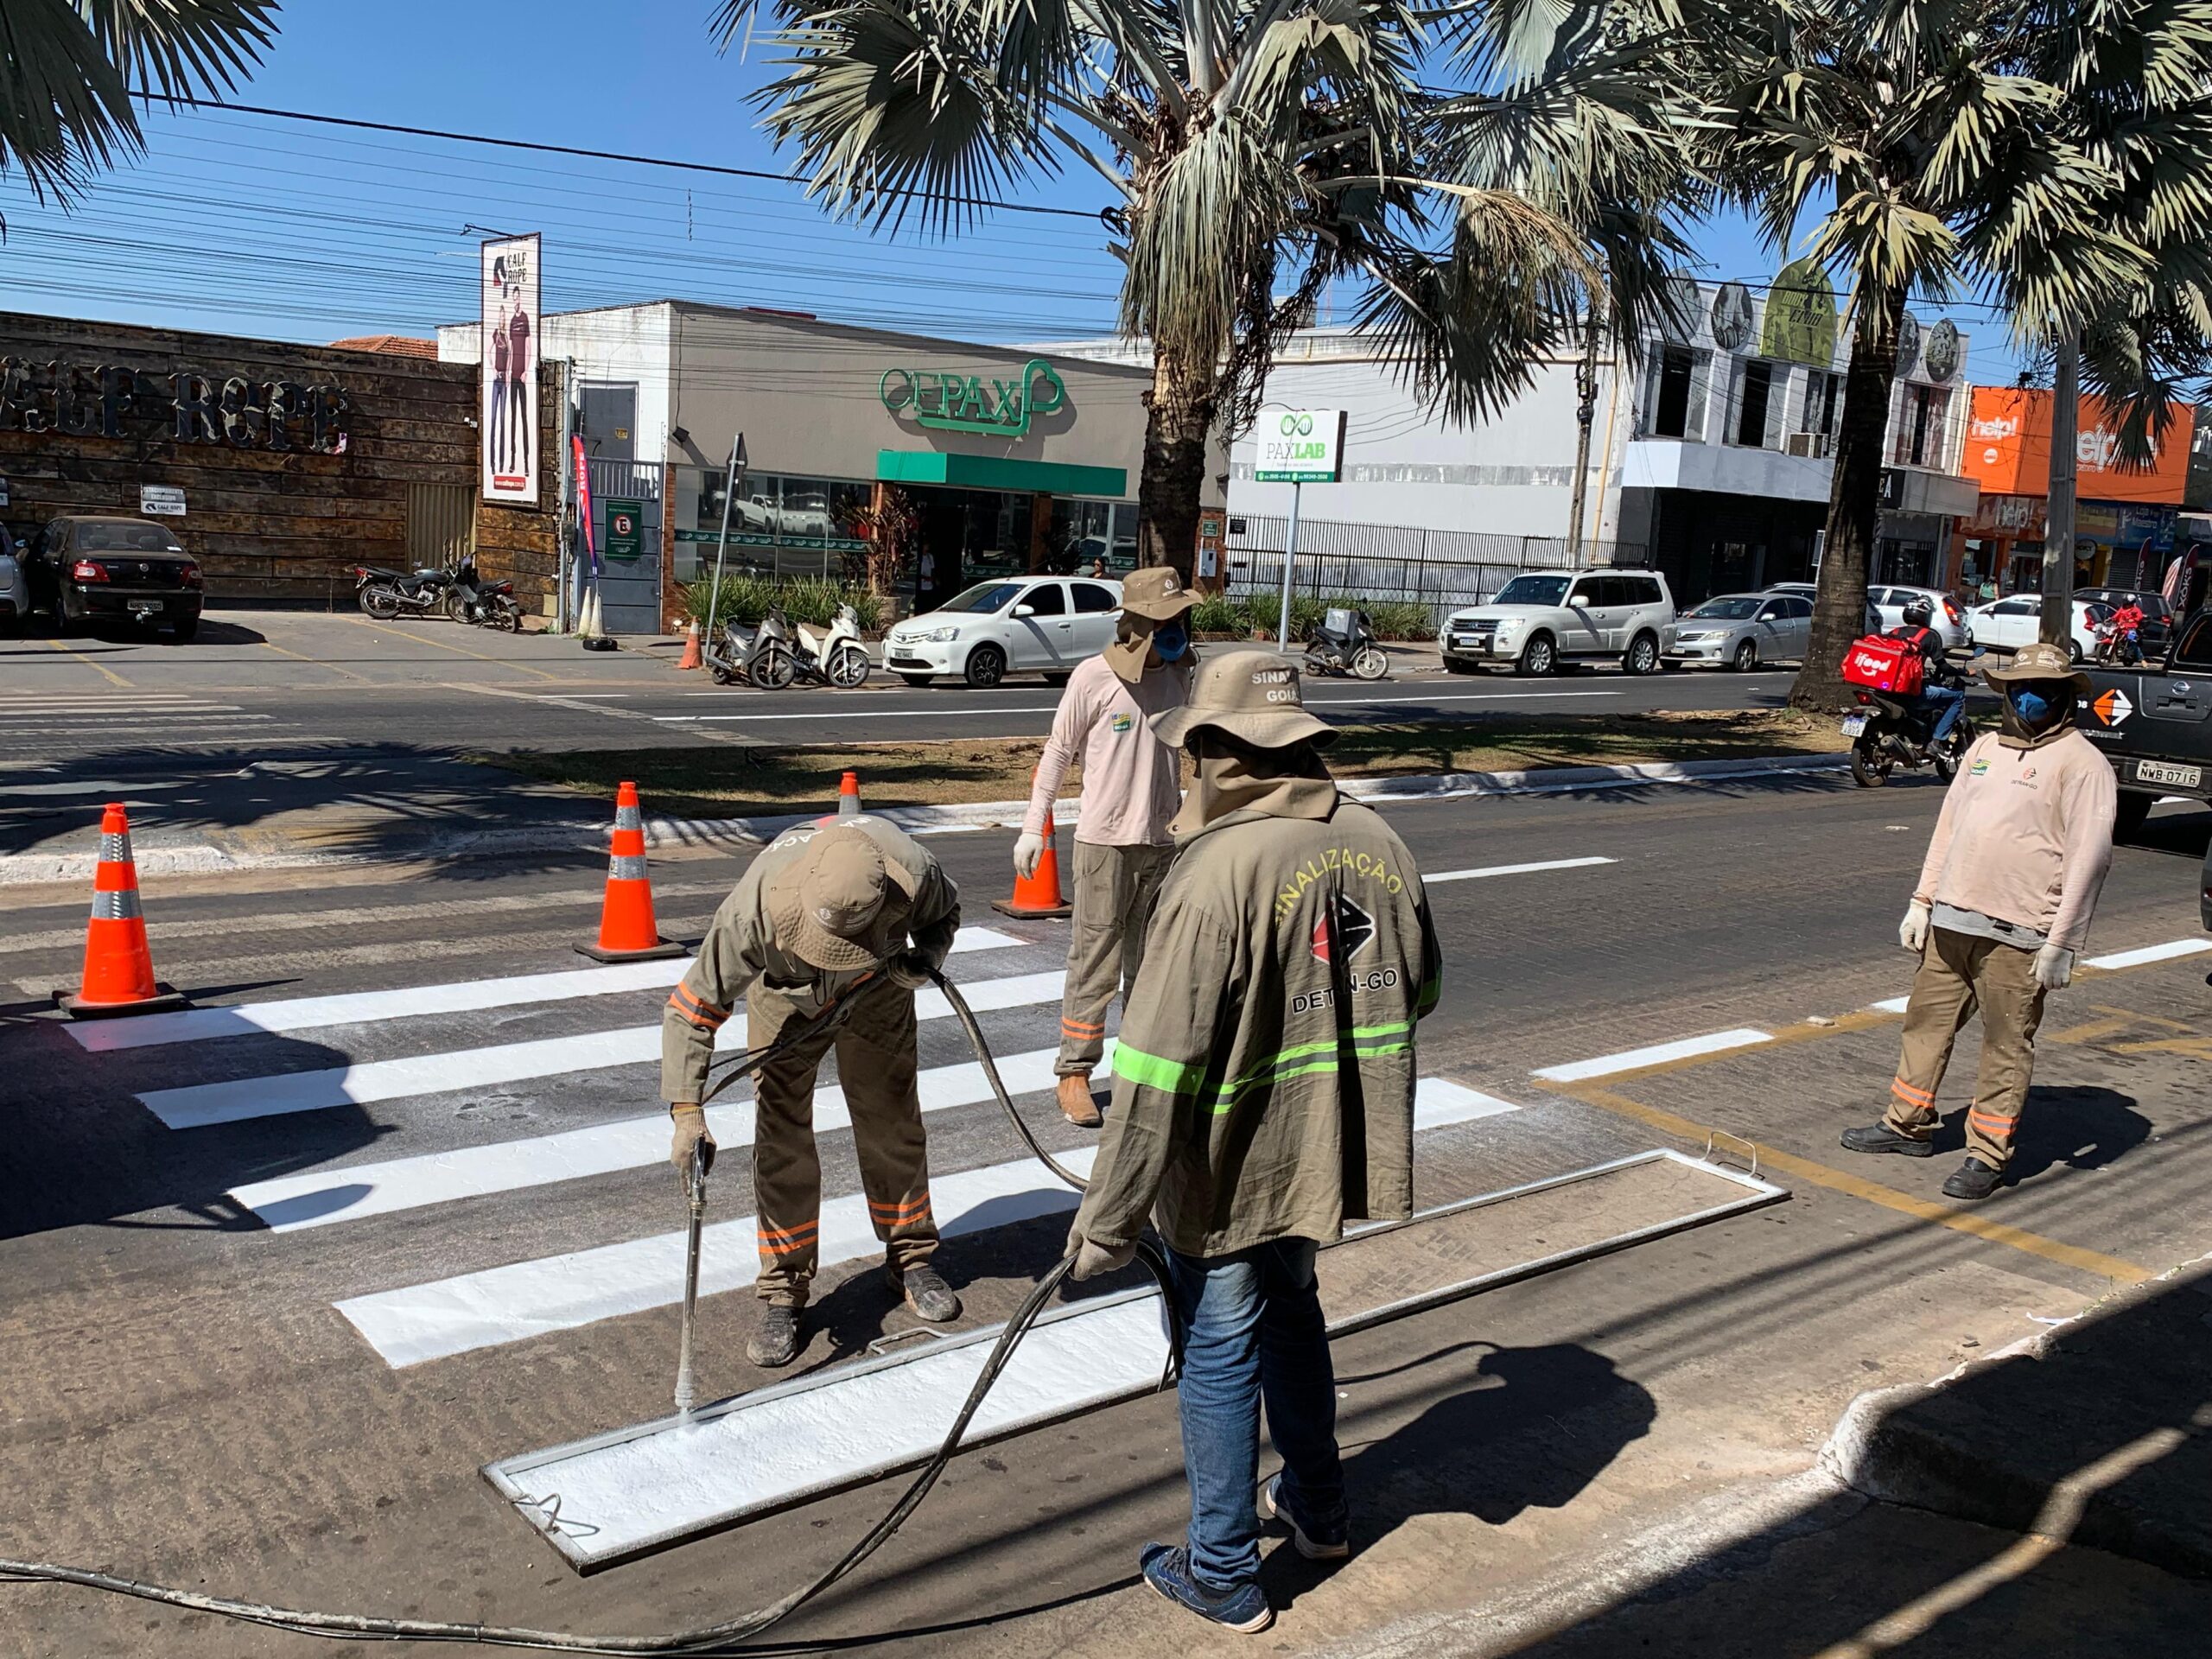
670;984;729;1031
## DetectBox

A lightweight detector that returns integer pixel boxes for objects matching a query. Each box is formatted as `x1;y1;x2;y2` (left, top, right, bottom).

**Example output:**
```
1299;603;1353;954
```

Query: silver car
1666;591;1812;671
0;522;33;629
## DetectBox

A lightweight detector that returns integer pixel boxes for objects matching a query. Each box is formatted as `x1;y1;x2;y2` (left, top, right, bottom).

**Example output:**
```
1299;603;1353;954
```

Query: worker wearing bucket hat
1064;649;1441;1633
1841;641;2115;1202
1017;565;1198;1128
663;818;963;1368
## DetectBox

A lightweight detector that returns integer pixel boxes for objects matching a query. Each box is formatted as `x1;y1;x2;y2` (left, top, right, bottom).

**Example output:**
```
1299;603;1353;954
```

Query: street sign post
704;434;748;671
1254;410;1345;648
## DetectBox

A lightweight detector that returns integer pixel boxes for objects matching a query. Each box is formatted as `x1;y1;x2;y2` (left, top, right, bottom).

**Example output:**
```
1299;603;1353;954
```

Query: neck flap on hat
1105;612;1154;683
1996;684;2078;750
1170;737;1338;840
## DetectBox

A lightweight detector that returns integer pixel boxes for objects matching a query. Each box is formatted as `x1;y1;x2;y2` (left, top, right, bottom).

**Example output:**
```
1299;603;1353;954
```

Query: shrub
1189;593;1436;641
680;575;884;632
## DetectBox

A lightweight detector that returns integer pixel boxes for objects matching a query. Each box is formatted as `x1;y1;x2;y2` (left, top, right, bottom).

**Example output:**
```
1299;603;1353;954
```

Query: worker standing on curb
663;818;962;1369
1064;650;1441;1634
1841;642;2116;1202
1017;565;1198;1128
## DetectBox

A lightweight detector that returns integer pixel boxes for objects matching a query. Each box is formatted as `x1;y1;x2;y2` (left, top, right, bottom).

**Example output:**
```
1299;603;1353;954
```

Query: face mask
2009;688;2052;724
1152;621;1189;662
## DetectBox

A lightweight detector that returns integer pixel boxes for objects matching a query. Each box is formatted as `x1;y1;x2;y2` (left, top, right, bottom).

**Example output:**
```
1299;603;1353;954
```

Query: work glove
1065;1218;1136;1281
1014;831;1046;880
885;949;936;992
1898;899;1931;954
669;1104;715;1178
2033;944;2075;991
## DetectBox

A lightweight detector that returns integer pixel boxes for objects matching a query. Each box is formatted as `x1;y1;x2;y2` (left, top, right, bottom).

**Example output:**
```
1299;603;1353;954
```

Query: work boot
1942;1157;2004;1201
747;1304;803;1368
893;1263;961;1322
1058;1072;1103;1128
1840;1123;1935;1158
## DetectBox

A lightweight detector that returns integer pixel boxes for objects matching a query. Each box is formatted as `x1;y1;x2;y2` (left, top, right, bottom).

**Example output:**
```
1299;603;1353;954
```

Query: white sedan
881;575;1124;687
1965;595;2114;662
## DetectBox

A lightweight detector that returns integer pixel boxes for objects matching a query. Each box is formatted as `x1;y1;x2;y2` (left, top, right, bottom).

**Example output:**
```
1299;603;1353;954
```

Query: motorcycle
789;604;872;689
1842;686;1976;785
1304;607;1389;681
709;607;792;688
442;556;523;632
2091;616;2143;666
354;563;455;621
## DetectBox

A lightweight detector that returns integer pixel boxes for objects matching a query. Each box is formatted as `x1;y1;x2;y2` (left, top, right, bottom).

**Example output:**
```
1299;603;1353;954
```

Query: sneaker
1139;1543;1272;1634
1263;1476;1350;1560
1840;1123;1935;1158
747;1303;803;1368
1057;1073;1103;1128
892;1263;961;1323
1942;1157;2004;1201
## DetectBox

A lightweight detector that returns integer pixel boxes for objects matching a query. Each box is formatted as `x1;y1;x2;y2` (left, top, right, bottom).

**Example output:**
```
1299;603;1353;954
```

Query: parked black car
22;516;203;639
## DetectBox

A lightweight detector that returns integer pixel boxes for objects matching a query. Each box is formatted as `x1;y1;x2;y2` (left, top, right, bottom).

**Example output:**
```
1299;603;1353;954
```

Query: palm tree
0;2;278;207
712;0;1697;575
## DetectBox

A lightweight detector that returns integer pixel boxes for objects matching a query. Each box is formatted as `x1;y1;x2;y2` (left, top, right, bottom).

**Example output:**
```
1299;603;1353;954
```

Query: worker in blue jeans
1062;651;1441;1632
1887;596;1965;753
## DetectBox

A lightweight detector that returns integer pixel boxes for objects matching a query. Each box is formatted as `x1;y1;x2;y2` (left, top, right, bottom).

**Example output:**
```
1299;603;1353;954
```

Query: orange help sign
1961;388;2193;503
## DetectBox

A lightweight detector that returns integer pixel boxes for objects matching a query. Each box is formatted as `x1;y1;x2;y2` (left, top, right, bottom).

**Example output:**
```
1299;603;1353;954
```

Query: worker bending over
1017;565;1197;1128
663;817;962;1368
1842;642;2115;1201
1065;649;1441;1633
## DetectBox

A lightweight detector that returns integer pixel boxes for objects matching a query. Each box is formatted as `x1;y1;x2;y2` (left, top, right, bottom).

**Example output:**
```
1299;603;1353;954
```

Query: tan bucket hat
1982;640;2089;693
1118;565;1199;623
1151;647;1335;751
766;825;900;971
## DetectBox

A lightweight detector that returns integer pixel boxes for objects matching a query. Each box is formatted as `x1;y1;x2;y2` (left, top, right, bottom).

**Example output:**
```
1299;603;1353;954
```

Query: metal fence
1222;514;1647;623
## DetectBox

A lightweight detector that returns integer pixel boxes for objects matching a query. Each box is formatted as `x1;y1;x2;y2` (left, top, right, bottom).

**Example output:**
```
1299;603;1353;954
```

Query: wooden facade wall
0;312;559;607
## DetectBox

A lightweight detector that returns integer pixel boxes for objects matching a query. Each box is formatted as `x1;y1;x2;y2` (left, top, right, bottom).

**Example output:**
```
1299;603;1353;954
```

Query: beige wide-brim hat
1118;565;1200;623
1152;647;1335;751
765;825;900;971
1982;640;2090;694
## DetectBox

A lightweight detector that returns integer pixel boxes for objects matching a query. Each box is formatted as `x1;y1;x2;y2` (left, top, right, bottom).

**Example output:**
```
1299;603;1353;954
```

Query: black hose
0;967;1173;1654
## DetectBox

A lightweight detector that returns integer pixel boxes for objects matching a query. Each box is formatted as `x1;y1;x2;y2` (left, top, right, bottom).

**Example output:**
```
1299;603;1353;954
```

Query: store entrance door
912;486;1034;613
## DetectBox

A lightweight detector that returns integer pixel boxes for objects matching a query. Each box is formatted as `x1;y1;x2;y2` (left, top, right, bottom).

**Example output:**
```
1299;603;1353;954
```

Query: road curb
0;752;1849;884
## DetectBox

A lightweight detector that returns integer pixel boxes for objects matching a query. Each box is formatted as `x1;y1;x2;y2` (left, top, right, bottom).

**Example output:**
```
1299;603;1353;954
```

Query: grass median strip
478;709;1847;819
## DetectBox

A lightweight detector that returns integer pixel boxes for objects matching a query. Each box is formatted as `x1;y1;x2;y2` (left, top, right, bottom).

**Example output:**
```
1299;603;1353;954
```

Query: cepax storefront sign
1255;409;1345;483
879;357;1067;438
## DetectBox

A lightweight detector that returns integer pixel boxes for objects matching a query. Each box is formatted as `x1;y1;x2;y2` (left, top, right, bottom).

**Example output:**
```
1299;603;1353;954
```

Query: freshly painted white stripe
1426;855;1616;885
1868;996;1911;1014
73;927;1022;1053
137;969;1069;1128
336;1074;1507;1366
2083;938;2212;971
1533;1027;1772;1083
4;779;185;797
339;1147;1103;1367
232;1039;1108;1231
1303;690;1624;705
658;706;1061;724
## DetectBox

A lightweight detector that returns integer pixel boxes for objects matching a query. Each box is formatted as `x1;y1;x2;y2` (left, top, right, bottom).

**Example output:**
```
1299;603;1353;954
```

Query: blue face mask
1152;621;1189;662
2009;688;2052;724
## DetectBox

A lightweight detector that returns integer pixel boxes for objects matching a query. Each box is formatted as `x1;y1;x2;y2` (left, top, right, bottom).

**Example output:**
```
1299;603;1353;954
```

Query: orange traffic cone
59;804;186;1018
992;805;1072;919
814;769;865;826
578;782;687;962
676;620;702;671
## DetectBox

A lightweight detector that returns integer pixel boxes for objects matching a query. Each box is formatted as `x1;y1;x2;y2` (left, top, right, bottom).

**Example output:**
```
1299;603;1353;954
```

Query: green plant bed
679;575;886;632
1190;592;1435;641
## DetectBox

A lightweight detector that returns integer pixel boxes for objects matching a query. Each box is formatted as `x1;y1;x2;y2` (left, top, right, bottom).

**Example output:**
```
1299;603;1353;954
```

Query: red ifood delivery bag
1841;634;1925;696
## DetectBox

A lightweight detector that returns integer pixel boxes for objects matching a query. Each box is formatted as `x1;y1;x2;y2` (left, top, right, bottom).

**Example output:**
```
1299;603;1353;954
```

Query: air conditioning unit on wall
1785;431;1833;460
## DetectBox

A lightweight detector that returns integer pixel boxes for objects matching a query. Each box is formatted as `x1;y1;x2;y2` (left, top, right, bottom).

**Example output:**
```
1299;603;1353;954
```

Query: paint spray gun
672;1139;709;1421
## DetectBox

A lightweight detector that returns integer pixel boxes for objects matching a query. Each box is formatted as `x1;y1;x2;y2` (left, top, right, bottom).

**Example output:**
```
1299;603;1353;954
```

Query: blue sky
0;0;2015;375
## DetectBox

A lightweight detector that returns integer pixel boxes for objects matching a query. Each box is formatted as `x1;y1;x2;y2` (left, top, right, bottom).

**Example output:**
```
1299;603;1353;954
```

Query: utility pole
2041;333;2080;647
1567;289;1601;564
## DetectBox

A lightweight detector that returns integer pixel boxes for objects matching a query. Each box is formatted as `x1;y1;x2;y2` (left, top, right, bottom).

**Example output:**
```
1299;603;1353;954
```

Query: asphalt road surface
3;769;2209;1656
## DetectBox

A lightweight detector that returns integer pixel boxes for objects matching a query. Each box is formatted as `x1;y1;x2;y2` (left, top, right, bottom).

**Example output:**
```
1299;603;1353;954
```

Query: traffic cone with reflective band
578;782;686;962
836;770;861;818
676;619;702;671
59;804;186;1018
992;805;1071;919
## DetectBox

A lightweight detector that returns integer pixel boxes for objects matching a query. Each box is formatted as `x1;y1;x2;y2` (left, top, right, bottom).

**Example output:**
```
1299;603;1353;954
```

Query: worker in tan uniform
1842;642;2116;1202
1064;649;1442;1634
1016;565;1197;1128
663;817;962;1368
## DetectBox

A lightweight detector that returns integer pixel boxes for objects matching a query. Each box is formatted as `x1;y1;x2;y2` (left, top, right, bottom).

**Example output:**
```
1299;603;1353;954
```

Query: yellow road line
259;639;370;683
1553;1082;2152;1285
43;637;132;688
343;614;562;682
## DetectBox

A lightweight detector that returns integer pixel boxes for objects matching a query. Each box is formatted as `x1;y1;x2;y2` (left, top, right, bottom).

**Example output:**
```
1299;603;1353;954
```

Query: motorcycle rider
1885;596;1965;754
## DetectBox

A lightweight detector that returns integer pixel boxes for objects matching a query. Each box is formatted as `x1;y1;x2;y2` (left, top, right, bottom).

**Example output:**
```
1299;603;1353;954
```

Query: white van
1440;570;1677;676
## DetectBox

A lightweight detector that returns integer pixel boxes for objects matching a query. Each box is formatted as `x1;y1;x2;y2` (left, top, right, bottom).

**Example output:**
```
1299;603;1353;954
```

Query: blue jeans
1164;1237;1346;1589
1922;683;1964;743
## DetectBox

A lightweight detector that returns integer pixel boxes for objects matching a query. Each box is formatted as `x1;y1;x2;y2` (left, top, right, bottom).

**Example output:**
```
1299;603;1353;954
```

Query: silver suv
1441;569;1677;677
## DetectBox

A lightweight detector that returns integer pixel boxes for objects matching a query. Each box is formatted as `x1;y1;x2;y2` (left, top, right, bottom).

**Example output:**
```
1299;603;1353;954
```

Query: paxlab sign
1255;408;1346;484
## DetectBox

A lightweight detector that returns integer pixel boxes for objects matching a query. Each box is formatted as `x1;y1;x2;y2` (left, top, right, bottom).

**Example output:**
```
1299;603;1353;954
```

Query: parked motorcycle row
352;555;524;632
710;603;871;690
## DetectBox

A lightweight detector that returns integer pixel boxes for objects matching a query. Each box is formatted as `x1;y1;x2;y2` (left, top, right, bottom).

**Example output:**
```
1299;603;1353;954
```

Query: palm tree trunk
1136;340;1215;579
1790;282;1905;712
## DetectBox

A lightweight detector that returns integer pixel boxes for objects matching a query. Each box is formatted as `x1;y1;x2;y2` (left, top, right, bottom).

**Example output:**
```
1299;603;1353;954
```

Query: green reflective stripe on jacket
1111;1041;1210;1096
1209;1032;1414;1113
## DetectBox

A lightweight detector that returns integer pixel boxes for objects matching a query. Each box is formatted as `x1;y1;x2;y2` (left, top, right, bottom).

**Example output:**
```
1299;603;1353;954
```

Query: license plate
1840;713;1868;737
2134;759;2202;788
128;599;162;614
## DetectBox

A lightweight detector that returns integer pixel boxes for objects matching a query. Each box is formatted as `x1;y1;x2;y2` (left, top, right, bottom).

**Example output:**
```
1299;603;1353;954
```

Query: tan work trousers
1883;926;2049;1167
749;982;936;1306
1058;841;1173;1077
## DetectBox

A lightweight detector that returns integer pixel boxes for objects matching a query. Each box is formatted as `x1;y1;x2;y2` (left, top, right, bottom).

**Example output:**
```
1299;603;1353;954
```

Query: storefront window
673;465;873;580
1047;498;1141;573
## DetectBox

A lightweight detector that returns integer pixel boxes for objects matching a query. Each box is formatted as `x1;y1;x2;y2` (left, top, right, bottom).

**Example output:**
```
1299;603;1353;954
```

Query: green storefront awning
876;448;1128;499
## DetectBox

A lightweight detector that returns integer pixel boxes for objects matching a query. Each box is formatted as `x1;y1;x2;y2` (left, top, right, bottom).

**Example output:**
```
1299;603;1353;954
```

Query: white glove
1898;899;1931;953
1014;830;1046;880
2033;944;2075;990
